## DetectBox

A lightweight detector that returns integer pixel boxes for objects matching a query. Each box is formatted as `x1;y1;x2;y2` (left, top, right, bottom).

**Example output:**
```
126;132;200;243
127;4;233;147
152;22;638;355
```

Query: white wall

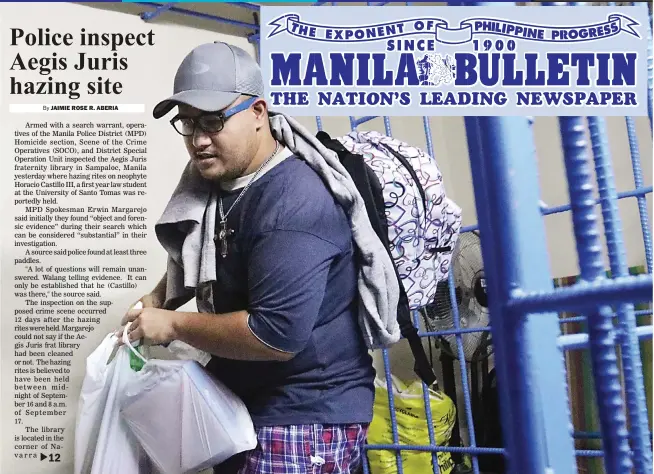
1;2;651;471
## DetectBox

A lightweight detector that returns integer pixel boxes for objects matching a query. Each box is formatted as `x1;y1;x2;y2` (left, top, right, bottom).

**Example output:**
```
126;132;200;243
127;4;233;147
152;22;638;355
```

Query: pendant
216;220;235;258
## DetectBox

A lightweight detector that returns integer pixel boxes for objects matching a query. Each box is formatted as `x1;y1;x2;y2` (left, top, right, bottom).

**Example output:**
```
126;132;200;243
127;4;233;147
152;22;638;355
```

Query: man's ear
252;98;268;128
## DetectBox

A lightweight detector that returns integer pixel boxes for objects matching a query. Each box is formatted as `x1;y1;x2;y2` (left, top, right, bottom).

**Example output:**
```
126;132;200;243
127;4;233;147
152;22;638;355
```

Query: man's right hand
115;292;164;338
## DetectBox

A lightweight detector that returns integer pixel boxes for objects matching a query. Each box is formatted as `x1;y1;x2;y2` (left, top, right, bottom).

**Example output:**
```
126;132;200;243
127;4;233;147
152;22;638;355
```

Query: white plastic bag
119;323;258;474
166;339;212;366
74;332;153;474
74;332;116;474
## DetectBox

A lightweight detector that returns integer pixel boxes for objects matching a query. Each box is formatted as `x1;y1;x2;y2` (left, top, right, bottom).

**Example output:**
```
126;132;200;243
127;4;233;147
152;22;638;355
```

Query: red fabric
214;424;369;474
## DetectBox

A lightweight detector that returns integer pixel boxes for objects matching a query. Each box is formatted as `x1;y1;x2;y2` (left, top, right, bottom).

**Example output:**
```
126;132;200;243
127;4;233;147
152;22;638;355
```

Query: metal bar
250;11;261;82
248;31;259;64
349;98;403;474
385;323;525;339
411;312;440;474
418;326;492;338
359;74;404;474
461;224;479;233
381;349;405;474
636;1;653;130
558;326;653;351
383;116;392;136
559;116;632;474
447;267;480;474
620;324;651;342
466;114;576;474
140;2;175;21
508;274;653;313
577;450;608;458
588;115;653;474
559;309;653;325
351;115;377;127
649;2;653;131
366;444;621;460
574;431;603;440
134;2;259;30
362;449;371;474
231;2;260;11
462;117;495;474
447;1;503;4
463;117;503;474
559;315;587;324
524;114;577;474
422;117;435;159
625;117;653;273
572;431;652;439
365;444;505;455
258;39;262;66
467;184;651;223
464;1;513;4
613;186;654;200
541;186;653;216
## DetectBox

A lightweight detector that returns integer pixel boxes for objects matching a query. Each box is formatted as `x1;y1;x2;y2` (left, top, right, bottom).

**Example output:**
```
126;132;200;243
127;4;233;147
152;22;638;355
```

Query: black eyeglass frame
169;95;258;137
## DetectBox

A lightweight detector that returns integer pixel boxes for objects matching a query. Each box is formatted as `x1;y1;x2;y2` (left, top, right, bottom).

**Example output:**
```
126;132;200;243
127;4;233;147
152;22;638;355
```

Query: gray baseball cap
153;41;263;119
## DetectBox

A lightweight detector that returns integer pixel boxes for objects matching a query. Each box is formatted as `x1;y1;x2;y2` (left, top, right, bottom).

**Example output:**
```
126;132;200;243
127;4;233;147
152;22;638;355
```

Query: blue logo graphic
267;13;640;44
260;6;648;117
417;54;456;86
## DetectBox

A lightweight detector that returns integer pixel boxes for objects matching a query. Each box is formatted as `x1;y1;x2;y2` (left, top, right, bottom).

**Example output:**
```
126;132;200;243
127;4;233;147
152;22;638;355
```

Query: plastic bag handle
122;301;148;365
122;322;148;365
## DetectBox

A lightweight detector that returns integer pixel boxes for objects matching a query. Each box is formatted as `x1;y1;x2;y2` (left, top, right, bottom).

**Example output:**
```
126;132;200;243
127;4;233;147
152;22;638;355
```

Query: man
119;41;376;473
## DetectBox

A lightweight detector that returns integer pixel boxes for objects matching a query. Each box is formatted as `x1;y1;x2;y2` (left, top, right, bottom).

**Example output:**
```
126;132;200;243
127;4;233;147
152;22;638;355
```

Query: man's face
179;97;259;182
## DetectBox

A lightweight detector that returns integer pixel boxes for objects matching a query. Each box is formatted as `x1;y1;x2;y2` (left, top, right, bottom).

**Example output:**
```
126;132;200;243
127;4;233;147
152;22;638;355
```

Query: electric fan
420;230;494;473
421;230;492;363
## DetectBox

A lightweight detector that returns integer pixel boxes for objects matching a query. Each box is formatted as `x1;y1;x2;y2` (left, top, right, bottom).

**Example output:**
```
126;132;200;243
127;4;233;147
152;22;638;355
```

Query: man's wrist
154;294;164;309
143;291;164;309
171;311;190;341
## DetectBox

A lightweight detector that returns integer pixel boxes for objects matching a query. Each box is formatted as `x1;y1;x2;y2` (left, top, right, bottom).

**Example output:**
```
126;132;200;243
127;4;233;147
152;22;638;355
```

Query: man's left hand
116;307;179;346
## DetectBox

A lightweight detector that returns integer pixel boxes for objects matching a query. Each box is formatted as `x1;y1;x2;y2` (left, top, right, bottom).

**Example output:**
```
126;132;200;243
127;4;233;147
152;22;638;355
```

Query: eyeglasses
170;96;257;137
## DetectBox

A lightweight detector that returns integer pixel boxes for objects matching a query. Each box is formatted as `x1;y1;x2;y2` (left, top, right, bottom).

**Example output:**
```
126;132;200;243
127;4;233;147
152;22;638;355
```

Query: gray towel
155;111;401;350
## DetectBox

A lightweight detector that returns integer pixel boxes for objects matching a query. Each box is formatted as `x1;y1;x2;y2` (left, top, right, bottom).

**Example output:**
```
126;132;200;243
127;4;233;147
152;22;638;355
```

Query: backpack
315;130;462;386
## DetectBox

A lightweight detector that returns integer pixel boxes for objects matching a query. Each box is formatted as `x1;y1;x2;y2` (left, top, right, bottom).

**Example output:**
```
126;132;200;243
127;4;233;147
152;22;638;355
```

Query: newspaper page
1;2;652;474
1;3;262;473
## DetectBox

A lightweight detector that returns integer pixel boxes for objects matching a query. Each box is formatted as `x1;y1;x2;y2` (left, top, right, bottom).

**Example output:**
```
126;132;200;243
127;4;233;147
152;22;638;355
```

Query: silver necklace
216;141;281;258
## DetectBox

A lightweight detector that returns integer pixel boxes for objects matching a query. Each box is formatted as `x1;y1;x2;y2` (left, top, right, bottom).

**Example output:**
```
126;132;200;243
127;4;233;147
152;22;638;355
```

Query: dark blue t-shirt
205;154;376;428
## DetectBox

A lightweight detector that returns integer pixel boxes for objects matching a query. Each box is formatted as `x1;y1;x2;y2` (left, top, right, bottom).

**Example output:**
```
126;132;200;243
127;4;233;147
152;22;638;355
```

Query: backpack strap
377;141;428;216
377;141;451;254
317;130;437;387
397;280;438;387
